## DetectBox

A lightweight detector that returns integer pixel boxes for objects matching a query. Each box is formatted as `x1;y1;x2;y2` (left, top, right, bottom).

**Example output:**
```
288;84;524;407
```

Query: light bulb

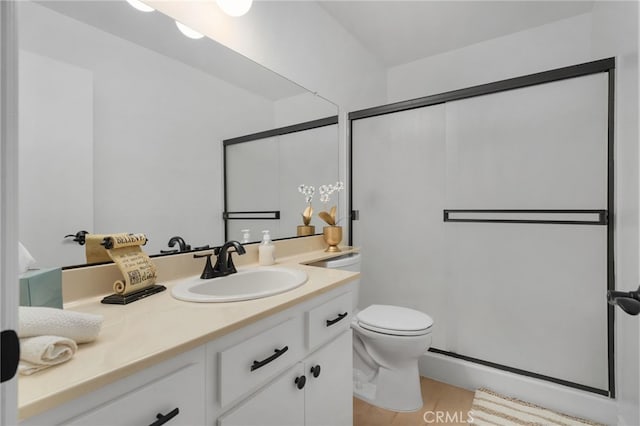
175;21;205;40
125;0;155;12
216;0;253;17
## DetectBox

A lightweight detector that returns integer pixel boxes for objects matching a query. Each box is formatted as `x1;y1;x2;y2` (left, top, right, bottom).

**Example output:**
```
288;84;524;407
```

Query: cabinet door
65;362;205;426
304;331;352;426
218;363;305;426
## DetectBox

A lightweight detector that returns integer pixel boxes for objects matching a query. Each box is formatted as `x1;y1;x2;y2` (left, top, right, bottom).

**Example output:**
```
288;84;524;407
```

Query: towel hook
64;230;89;246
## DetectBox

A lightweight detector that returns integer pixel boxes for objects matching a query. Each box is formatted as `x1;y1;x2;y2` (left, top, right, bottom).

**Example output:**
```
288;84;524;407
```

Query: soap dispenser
259;230;275;266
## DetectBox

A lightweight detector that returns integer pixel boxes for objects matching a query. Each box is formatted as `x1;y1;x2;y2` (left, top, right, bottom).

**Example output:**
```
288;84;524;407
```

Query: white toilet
315;253;433;412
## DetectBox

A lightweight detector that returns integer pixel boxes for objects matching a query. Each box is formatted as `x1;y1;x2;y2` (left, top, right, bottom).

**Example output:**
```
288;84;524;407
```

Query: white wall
590;2;639;424
387;13;593;102
18;2;276;260
385;4;638;424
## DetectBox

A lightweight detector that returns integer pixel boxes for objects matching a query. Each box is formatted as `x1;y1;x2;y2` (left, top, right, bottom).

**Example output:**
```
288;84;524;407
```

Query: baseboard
419;351;617;425
616;399;640;426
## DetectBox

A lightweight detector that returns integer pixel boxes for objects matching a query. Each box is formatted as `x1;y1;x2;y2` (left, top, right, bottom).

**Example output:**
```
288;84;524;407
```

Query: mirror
224;117;340;243
17;0;338;269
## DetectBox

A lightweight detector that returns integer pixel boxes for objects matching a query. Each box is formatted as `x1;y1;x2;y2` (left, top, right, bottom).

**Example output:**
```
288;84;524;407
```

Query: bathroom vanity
18;240;358;426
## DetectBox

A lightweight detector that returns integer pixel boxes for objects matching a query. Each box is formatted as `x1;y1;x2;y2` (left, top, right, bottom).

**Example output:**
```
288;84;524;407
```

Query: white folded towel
19;307;103;344
18;335;77;375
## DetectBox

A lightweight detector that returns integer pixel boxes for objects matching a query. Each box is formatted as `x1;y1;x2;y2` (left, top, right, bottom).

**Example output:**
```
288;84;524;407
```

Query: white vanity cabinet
20;284;355;426
212;289;354;425
218;330;352;426
21;346;206;426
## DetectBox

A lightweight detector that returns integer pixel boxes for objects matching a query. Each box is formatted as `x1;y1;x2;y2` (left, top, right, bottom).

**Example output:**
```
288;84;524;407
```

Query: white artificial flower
298;184;315;203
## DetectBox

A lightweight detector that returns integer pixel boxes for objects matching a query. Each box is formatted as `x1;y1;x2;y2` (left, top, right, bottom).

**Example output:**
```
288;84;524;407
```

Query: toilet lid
356;305;433;336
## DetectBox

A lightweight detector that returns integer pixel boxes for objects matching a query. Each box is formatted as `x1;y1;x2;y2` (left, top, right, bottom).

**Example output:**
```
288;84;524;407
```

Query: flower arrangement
318;181;344;226
297;184;315;226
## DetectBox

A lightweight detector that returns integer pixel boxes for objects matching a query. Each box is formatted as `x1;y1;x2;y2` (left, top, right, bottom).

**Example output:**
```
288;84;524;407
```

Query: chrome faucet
194;240;246;279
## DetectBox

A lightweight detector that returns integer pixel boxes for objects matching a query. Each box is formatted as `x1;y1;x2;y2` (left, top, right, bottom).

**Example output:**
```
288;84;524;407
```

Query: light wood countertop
18;241;359;420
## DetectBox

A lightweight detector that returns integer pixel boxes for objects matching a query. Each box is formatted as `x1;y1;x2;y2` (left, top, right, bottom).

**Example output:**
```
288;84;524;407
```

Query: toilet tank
308;253;361;311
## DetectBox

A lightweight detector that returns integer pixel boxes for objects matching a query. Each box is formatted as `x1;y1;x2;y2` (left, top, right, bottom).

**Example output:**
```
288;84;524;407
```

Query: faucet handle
193;253;213;259
193;253;216;279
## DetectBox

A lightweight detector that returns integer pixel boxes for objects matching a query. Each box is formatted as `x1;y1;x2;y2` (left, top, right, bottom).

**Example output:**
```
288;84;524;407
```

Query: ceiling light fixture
175;21;205;39
216;0;253;17
125;0;155;13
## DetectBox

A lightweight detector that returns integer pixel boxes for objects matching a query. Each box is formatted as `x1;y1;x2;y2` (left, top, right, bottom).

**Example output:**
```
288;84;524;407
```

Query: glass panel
352;106;449;341
445;73;608;210
351;70;609;391
444;223;608;389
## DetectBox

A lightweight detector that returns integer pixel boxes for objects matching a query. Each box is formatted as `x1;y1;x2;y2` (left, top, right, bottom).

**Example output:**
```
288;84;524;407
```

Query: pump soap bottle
259;230;275;266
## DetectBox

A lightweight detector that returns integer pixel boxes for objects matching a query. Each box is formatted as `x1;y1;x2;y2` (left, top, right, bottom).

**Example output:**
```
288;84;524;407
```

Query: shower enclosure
349;58;614;396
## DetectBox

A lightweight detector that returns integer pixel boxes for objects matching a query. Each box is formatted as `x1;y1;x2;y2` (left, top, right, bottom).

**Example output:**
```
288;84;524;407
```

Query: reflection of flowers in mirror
298;185;315;204
319;181;344;204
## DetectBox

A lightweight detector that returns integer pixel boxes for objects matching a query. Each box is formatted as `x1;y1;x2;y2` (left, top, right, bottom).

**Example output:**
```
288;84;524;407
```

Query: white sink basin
171;267;308;303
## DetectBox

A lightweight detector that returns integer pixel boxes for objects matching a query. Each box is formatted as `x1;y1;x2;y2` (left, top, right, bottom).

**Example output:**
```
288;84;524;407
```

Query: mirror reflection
17;0;338;269
224;117;339;243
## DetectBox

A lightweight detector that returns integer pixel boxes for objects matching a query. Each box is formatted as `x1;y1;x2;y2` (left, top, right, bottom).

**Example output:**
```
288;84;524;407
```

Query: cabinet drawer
306;291;352;350
66;361;205;426
218;363;305;426
219;317;303;407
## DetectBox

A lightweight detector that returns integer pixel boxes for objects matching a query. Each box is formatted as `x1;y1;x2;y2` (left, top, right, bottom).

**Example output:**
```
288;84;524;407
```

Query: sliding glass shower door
442;73;609;392
350;60;613;395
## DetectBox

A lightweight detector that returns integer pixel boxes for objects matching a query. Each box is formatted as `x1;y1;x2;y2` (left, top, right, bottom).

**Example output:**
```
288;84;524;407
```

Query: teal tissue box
19;268;63;309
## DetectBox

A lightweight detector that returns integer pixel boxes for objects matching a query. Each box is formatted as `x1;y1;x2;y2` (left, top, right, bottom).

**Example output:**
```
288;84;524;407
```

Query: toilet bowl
310;253;434;412
352;304;433;412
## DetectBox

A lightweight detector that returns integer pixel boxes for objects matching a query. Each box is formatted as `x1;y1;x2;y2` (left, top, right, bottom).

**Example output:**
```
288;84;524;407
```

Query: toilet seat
356;305;433;336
